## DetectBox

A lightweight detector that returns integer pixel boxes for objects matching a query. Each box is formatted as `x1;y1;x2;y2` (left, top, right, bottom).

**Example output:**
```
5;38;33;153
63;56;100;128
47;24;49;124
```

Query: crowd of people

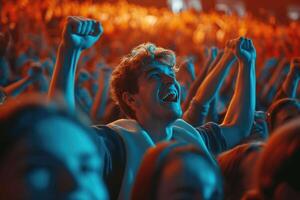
1;1;300;200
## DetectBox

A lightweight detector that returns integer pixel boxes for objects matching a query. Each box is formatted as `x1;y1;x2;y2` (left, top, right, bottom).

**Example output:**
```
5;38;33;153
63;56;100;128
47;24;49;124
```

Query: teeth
163;91;176;99
162;90;177;102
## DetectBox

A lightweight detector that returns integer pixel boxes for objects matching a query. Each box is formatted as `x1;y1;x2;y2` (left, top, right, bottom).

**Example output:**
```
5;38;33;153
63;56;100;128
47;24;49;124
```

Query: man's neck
137;117;174;143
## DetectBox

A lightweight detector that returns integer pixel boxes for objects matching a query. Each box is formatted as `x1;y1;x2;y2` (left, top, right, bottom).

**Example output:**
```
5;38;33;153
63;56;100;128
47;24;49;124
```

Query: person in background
132;142;223;200
0;95;108;199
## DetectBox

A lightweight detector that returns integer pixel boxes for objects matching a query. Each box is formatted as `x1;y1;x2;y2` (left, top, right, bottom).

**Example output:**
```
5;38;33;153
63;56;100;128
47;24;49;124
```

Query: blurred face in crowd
130;62;182;123
0;117;108;200
156;154;220;200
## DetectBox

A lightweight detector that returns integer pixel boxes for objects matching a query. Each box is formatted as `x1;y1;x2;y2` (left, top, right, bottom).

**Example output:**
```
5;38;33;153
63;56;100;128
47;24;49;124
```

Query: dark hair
217;142;264;200
0;94;105;162
110;42;176;119
267;98;300;132
131;142;223;200
255;117;300;200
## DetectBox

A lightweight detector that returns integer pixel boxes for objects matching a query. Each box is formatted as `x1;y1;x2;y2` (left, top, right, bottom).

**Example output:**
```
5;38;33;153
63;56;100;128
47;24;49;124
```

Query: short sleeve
93;125;126;200
195;122;227;155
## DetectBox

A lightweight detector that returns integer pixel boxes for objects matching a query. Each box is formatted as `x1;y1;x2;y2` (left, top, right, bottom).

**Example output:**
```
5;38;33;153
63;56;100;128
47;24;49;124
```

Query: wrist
60;42;82;53
222;52;236;65
238;59;255;68
287;70;300;81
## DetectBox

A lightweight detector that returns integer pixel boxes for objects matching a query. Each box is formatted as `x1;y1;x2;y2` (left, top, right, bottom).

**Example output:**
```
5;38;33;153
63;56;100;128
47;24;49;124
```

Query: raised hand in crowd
220;37;256;149
183;42;236;126
274;57;300;100
48;16;103;110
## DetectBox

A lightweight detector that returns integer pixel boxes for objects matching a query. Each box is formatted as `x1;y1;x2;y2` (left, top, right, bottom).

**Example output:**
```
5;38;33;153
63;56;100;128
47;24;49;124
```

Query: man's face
131;63;182;123
0;117;108;200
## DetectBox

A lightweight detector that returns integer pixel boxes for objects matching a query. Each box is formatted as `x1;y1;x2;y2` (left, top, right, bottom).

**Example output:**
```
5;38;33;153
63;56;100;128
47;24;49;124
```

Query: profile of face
0;117;108;200
130;63;182;122
156;154;220;200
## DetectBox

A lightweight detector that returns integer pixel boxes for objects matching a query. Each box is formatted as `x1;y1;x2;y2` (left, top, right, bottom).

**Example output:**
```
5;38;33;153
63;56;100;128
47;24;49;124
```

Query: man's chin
166;109;182;123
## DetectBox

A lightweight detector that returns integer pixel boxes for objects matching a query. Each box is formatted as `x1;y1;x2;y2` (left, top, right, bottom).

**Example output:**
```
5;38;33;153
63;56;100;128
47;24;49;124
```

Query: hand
227;37;256;65
62;16;103;50
208;47;218;61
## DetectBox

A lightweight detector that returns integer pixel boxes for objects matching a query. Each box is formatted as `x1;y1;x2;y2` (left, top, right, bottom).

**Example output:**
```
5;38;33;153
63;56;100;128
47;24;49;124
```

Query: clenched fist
62;16;103;50
226;37;256;65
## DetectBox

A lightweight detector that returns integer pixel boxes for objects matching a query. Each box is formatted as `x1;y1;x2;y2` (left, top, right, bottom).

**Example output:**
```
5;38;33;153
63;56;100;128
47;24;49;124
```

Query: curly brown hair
110;42;177;119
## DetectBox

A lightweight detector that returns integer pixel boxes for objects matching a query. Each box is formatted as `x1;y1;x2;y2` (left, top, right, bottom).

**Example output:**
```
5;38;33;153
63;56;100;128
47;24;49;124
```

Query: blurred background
0;0;299;114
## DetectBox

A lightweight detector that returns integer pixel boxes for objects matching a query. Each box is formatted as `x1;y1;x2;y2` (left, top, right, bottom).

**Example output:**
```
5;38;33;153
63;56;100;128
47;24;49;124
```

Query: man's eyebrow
143;66;174;75
143;67;161;75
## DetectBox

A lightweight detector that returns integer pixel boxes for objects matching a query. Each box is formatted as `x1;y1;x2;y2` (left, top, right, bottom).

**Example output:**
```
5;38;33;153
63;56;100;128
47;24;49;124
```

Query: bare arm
182;47;218;111
274;57;300;100
4;65;43;97
48;16;103;111
91;66;112;122
261;58;290;105
220;37;256;149
183;50;236;126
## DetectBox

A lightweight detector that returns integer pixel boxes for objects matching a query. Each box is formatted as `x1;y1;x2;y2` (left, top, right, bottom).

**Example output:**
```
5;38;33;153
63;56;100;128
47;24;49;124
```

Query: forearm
183;55;235;125
48;43;81;110
4;77;33;97
193;54;235;106
182;57;219;111
262;60;287;100
91;79;110;122
280;72;299;98
222;61;256;147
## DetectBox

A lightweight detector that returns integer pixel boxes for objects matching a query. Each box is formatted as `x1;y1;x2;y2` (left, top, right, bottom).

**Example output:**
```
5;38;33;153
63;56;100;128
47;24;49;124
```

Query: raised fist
62;16;103;50
226;37;256;64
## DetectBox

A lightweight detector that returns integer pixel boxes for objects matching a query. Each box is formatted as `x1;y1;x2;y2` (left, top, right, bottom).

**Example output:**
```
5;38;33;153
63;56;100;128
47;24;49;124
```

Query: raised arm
220;37;256;149
4;64;43;97
182;47;219;112
183;47;236;126
260;58;290;106
48;16;103;110
91;66;112;122
274;57;300;100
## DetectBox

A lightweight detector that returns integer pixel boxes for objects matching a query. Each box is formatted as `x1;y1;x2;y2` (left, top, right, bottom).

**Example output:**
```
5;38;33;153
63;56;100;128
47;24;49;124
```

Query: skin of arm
181;47;220;112
4;65;43;97
220;37;256;149
91;66;112;122
261;58;290;105
183;49;236;126
48;16;103;111
274;58;300;100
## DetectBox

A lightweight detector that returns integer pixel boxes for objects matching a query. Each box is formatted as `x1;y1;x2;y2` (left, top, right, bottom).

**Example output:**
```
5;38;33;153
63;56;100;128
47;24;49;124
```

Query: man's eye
149;73;160;79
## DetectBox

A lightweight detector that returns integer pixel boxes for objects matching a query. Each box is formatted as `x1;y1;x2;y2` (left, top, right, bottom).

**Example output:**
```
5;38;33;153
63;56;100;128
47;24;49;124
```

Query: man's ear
122;92;139;111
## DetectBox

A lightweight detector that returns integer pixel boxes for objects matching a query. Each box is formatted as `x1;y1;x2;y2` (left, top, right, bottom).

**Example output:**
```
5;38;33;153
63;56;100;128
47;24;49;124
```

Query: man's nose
161;73;175;84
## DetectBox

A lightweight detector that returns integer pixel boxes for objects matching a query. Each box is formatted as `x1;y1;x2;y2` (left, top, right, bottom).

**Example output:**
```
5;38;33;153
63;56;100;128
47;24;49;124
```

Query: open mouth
161;90;178;103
